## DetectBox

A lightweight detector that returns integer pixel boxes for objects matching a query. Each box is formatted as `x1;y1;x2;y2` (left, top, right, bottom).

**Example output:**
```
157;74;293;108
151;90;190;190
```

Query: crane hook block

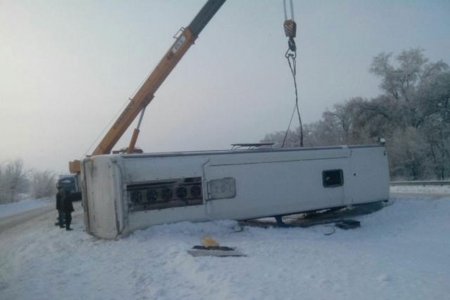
284;19;296;38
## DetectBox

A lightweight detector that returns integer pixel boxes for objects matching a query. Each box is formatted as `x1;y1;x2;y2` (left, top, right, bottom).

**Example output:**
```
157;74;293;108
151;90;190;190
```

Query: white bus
80;144;389;239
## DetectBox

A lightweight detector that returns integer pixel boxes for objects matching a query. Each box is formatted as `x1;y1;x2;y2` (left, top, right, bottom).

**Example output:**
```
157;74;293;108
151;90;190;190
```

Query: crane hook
284;19;297;53
283;0;297;55
284;19;296;39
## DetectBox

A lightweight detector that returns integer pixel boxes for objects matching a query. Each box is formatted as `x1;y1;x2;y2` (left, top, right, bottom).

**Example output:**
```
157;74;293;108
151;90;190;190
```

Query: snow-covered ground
0;191;449;300
0;198;52;219
390;184;450;195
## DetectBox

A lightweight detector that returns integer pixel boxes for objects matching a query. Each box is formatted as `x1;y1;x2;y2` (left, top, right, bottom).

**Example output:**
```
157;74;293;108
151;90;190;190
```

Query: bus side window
322;169;344;188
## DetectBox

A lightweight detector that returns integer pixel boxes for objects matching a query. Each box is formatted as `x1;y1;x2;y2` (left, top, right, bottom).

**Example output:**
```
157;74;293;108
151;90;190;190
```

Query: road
0;202;83;235
0;205;54;233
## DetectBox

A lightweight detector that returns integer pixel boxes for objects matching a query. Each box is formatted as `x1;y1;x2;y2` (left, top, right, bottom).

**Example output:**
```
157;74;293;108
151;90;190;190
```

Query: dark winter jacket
56;190;63;210
61;190;74;213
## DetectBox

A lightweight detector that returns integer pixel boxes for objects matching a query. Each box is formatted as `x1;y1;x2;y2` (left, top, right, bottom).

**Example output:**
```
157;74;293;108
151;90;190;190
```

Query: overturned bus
79;144;389;239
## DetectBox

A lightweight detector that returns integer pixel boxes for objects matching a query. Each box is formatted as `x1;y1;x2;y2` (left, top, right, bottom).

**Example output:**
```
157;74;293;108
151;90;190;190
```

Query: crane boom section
91;28;194;155
92;0;225;156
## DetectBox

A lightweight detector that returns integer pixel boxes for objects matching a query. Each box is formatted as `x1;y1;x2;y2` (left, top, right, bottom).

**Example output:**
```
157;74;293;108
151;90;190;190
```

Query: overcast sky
1;0;449;173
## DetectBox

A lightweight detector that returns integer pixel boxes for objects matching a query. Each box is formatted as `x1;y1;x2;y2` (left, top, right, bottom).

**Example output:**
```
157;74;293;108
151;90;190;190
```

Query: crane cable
281;0;304;148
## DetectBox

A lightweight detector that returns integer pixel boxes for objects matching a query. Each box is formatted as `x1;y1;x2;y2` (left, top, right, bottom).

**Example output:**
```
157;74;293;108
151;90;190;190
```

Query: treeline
0;160;56;204
262;49;450;180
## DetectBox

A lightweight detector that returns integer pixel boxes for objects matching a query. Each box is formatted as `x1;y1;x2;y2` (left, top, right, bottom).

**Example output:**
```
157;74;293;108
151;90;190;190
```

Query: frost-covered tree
369;49;450;179
370;49;449;128
261;48;450;180
0;160;29;203
30;170;56;199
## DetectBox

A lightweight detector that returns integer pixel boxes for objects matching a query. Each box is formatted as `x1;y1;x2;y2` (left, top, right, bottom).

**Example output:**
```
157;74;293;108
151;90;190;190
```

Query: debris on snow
188;236;246;257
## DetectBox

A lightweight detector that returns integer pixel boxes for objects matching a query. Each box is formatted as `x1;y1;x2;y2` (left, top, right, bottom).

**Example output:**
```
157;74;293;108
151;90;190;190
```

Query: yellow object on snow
202;236;219;248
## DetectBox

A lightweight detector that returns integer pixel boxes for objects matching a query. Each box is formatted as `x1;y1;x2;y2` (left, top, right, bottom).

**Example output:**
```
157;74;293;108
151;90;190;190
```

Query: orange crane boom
70;0;226;173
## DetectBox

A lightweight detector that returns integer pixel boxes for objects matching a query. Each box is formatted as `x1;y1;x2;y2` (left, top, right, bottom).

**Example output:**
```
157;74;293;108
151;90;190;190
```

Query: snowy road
0;205;53;233
1;194;450;300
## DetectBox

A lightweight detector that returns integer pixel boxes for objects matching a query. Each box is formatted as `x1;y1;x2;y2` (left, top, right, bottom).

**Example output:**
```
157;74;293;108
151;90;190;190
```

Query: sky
1;0;449;173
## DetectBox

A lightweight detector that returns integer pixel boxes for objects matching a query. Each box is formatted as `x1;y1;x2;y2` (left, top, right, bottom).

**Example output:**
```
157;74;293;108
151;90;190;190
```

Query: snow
390;184;450;195
1;192;450;300
0;197;52;219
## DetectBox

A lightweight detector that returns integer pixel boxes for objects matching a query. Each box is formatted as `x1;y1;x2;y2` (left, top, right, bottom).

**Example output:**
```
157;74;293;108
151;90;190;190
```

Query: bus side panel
345;147;390;205
204;157;348;220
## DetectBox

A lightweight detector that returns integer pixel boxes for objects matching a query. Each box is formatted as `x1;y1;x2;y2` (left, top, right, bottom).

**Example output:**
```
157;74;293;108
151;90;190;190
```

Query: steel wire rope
281;0;303;148
281;54;303;147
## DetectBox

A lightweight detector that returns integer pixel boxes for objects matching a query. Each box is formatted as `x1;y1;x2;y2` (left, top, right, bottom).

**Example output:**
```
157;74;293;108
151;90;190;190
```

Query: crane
69;0;226;173
67;1;390;240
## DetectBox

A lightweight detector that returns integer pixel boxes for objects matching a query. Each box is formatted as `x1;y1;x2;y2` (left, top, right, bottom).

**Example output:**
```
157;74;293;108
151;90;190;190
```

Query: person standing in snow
54;185;64;228
61;188;74;231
